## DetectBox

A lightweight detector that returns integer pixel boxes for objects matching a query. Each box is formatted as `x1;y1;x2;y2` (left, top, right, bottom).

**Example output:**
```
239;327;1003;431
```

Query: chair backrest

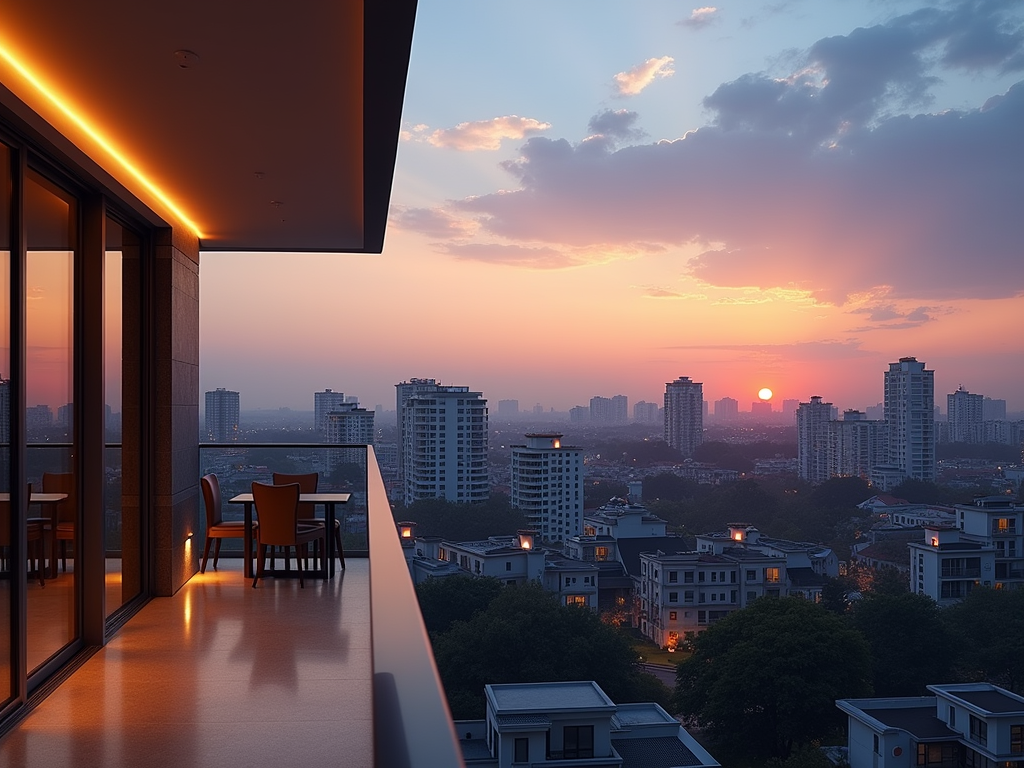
42;472;75;524
252;481;300;546
272;472;318;519
201;474;222;527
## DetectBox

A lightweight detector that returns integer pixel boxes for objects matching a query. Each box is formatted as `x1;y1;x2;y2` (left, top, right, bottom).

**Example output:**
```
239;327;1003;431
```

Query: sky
199;0;1024;415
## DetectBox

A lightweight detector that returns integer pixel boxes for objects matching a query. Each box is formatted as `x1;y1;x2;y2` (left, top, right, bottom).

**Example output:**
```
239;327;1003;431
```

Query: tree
430;583;668;718
415;575;503;635
943;588;1024;693
674;598;872;760
850;592;952;696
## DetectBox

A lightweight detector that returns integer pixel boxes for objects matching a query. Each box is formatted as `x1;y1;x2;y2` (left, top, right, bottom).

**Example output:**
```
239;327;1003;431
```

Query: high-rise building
568;405;589;423
398;381;488;503
510;433;584;543
828;410;887;479
204;388;239;442
497;399;519;418
314;388;347;433
883;357;935;484
782;399;799;418
590;395;627;423
983;397;1007;422
395;378;442;488
633;400;660;424
325;402;375;468
664;376;703;457
947;386;984;443
714;397;738;420
750;400;772;417
797;396;833;484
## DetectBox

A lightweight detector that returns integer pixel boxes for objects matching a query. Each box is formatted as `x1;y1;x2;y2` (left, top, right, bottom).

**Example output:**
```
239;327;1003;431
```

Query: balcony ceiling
0;0;417;253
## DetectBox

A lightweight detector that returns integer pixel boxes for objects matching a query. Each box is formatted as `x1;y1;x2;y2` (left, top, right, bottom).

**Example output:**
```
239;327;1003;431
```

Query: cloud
441;242;583;269
443;2;1024;303
389;207;478;239
662;340;876;362
847;302;946;331
587;109;646;142
613;56;675;96
640;286;708;300
422;116;551;151
680;7;719;30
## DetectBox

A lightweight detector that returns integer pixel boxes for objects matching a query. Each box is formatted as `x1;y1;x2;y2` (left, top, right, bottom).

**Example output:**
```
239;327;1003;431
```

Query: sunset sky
200;0;1024;415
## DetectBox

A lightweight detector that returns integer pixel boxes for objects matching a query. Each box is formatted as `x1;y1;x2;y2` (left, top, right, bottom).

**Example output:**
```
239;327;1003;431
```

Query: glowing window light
0;43;204;238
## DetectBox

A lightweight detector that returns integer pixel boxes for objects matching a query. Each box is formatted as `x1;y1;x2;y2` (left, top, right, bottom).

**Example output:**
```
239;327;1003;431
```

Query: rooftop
488;681;616;713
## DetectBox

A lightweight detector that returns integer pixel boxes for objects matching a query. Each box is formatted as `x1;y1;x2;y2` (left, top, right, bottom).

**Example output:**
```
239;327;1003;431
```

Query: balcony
0;446;464;768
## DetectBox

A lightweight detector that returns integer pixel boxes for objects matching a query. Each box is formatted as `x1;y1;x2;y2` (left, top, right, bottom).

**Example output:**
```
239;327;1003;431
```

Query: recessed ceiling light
173;50;199;69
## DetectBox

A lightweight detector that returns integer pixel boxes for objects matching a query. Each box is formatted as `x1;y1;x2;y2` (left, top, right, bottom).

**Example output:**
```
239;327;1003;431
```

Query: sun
758;387;773;401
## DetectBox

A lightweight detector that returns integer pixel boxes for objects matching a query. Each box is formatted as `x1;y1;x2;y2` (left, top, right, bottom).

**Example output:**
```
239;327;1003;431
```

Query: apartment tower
884;357;936;483
398;380;489;503
796;396;833;484
204;388;239;442
510;433;584;543
664;376;703;457
947;386;984;443
314;388;348;433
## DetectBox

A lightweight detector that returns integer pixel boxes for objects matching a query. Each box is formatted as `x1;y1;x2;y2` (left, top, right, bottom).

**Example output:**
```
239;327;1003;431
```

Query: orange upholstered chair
251;481;325;589
200;474;258;573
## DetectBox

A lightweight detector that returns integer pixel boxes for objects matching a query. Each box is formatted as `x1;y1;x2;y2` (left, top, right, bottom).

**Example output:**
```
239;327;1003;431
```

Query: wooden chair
251;481;325;589
0;485;45;586
272;471;345;570
200;474;258;573
42;472;75;575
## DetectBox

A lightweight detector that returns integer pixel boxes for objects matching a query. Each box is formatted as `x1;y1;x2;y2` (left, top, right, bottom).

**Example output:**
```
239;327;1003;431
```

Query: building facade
664;376;703;457
883;357;936;484
633;400;660;424
797;396;833;483
204;388;239;442
828;411;887;480
947;386;984;443
838;683;1024;768
314;388;348;433
401;384;489;503
510;433;584;543
639;524;837;646
714;396;738;421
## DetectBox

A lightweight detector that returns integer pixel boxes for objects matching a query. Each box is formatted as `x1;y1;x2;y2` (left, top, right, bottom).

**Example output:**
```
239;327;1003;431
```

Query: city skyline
199;1;1024;413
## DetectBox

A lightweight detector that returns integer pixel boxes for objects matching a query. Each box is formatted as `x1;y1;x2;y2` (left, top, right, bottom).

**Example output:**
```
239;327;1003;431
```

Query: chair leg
252;543;266;588
296;545;305;589
335;527;345;570
200;536;213;573
213;539;223;569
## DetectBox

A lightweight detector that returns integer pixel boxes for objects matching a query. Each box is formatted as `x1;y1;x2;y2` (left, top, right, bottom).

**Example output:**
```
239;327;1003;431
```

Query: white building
638;524;837;646
909;497;1023;604
797;396;833;483
324;402;375;469
510;433;584;544
633;400;660;424
883;356;936;484
314;388;347;433
204;387;239;442
395;377;443;489
837;683;1024;768
664;376;703;457
399;383;488;503
948;386;984;443
590;395;627;424
829;410;887;480
458;680;720;767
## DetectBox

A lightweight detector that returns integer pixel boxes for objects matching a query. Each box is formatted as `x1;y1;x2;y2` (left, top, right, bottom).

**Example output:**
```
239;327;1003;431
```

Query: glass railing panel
199;443;370;554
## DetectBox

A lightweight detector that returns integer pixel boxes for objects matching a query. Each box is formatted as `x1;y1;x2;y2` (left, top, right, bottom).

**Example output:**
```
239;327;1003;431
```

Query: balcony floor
0;557;373;768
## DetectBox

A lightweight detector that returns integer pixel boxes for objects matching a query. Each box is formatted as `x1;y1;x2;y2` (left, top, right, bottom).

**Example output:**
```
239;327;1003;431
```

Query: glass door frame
0;123;155;720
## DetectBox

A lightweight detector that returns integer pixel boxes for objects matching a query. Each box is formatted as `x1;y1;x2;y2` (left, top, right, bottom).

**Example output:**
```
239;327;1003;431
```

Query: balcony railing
200;442;465;768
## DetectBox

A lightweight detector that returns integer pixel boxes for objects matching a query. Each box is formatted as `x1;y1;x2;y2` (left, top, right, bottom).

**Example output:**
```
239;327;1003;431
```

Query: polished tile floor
0;559;372;768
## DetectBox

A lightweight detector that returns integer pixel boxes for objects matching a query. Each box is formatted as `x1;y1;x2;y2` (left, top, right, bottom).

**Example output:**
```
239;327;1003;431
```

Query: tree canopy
674;597;872;760
851;592;953;696
428;582;668;719
394;493;527;540
943;587;1024;693
415;575;503;636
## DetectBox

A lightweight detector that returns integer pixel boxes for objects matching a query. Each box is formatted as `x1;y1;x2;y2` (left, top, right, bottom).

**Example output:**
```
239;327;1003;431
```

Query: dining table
0;492;70;579
227;492;351;579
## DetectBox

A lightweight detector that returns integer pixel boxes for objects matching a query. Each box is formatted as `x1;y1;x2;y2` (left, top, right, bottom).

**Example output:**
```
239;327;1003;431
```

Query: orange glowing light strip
0;44;204;238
